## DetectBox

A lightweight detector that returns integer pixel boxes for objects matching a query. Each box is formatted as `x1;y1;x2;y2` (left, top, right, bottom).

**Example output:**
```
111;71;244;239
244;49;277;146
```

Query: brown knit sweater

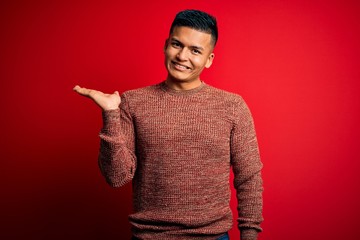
98;82;263;240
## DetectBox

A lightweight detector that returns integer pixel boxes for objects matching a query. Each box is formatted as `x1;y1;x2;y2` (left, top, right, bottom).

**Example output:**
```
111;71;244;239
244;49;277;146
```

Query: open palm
73;85;121;111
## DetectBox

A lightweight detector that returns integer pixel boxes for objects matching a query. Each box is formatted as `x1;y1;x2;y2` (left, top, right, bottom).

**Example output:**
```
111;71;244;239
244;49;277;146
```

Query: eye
171;41;181;48
192;49;202;55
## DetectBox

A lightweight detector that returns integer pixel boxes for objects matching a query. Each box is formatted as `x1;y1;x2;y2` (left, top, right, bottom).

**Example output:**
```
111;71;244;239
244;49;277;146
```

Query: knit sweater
98;81;263;240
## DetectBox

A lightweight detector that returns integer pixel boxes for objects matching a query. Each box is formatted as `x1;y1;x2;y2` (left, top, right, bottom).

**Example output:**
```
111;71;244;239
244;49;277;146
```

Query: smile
172;61;191;70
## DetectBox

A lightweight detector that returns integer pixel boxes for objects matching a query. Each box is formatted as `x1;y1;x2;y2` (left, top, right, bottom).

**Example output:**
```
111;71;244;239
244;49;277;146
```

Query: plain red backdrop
1;0;359;239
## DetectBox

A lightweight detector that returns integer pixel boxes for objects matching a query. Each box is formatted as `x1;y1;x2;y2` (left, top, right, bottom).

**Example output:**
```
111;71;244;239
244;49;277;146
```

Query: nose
176;48;188;61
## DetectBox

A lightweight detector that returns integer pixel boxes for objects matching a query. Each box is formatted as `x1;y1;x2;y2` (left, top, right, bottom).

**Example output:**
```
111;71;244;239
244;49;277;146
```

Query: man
74;10;263;240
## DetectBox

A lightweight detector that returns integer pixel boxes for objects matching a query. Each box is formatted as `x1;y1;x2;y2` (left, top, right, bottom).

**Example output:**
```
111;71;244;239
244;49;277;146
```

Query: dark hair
169;9;218;47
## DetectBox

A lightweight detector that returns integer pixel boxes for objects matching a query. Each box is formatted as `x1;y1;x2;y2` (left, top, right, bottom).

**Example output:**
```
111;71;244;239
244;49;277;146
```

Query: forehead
170;26;213;49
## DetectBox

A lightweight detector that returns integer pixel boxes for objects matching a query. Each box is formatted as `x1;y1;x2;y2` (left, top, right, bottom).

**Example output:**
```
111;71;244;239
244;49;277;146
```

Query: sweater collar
160;81;206;96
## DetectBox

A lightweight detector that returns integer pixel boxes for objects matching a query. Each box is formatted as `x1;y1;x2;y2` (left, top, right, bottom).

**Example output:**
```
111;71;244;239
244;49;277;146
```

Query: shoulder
204;84;246;106
204;84;253;121
119;83;164;113
120;83;163;103
122;83;161;97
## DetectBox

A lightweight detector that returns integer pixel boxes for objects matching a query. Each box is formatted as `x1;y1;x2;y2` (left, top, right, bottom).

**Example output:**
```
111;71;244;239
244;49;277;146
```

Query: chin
168;75;192;83
167;72;188;82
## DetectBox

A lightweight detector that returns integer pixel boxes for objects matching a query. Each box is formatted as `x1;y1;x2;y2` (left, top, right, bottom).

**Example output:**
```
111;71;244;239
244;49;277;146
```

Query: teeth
174;62;188;70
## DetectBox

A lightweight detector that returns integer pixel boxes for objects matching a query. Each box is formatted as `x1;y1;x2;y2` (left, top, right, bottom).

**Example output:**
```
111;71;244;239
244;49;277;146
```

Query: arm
73;85;136;187
230;97;264;240
98;93;137;187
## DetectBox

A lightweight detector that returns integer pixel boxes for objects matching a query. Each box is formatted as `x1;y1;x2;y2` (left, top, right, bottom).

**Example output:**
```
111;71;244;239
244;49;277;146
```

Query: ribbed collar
160;81;207;96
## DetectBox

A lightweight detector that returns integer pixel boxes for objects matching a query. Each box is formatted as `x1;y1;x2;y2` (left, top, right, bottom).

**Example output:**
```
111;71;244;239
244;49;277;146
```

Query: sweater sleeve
98;93;137;187
230;97;264;240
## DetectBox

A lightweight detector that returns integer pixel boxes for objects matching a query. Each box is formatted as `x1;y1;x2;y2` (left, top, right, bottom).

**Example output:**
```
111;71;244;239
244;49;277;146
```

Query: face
164;26;215;85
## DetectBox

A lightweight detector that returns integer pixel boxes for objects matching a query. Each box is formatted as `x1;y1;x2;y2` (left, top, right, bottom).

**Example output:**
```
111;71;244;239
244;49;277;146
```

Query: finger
73;85;84;93
73;86;95;97
114;91;119;96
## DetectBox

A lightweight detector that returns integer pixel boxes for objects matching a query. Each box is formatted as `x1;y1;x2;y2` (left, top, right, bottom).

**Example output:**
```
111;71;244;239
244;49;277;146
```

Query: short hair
169;9;218;47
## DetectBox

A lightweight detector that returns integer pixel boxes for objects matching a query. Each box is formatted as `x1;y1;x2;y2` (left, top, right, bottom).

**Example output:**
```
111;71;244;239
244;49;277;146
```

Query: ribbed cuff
240;228;258;240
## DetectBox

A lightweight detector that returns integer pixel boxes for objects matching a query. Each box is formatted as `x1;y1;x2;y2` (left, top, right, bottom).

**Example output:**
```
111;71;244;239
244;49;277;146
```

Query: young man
74;10;263;240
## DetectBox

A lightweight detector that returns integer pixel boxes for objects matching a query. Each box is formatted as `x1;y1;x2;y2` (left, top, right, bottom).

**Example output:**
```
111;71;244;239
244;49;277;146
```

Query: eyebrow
170;38;205;51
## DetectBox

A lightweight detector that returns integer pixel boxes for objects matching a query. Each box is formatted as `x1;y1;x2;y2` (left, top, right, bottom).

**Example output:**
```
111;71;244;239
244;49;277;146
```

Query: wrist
102;105;120;111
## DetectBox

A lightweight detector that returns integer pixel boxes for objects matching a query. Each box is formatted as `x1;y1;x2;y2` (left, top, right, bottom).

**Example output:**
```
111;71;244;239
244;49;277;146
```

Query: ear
205;53;215;68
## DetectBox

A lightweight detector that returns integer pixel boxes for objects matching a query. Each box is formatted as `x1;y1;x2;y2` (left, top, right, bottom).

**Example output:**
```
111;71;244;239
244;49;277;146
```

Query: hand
73;85;121;111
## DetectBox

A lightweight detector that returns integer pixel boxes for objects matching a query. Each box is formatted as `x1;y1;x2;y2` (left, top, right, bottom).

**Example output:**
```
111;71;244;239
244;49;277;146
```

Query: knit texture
98;82;263;240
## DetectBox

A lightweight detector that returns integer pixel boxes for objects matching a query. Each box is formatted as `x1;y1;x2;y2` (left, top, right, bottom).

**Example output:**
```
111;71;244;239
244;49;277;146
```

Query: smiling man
164;25;214;90
74;10;263;240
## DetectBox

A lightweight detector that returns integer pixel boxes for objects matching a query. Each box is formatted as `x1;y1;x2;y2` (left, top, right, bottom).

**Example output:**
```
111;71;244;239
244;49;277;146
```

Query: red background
1;0;359;239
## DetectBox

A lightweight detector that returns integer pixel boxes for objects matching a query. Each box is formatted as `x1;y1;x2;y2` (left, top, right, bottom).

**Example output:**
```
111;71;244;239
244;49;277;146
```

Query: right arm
98;94;137;187
73;86;137;187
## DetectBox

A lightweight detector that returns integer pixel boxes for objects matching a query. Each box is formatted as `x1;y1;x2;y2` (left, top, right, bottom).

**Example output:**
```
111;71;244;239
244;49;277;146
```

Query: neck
165;78;202;91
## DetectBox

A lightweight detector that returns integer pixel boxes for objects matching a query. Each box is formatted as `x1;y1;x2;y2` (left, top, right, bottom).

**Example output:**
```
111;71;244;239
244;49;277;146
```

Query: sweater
98;81;263;240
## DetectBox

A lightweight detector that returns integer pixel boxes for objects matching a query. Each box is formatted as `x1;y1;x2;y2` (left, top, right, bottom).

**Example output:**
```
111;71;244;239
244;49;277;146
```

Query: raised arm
73;85;137;187
230;97;264;240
